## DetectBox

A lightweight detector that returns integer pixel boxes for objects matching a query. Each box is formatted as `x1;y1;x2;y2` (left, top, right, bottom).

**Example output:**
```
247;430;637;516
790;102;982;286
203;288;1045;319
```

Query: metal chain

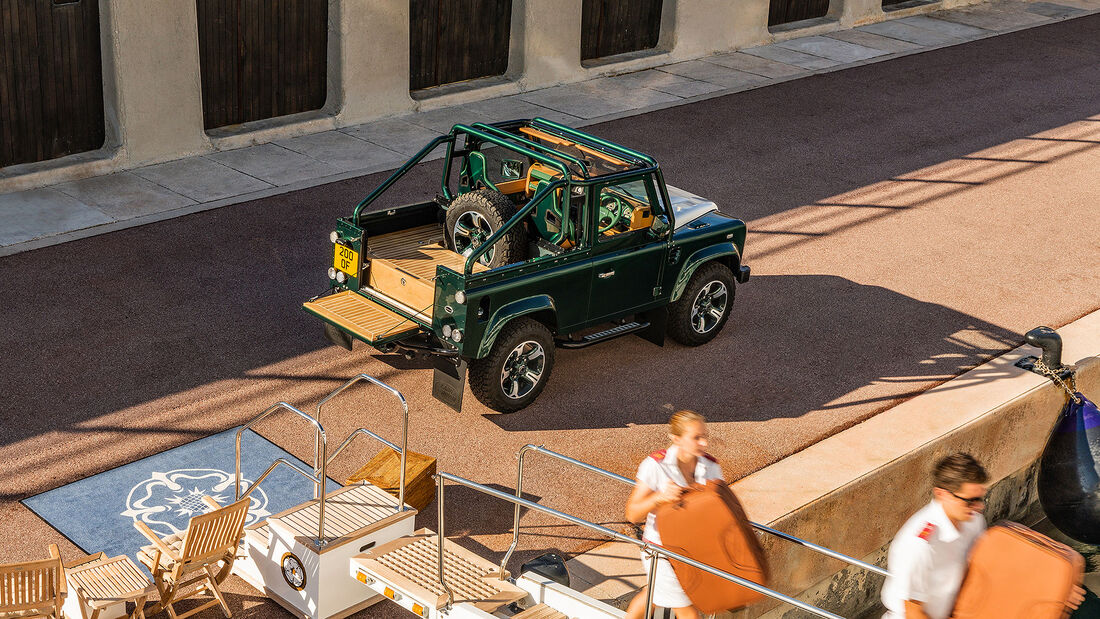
1032;358;1081;404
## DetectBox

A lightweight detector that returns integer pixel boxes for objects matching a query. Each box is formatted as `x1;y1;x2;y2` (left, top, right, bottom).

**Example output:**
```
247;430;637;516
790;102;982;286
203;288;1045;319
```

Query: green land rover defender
304;119;750;412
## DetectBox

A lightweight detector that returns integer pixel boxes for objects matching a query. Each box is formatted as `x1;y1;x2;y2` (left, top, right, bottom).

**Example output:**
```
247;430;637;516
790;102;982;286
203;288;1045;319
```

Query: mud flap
324;322;355;351
637;306;667;347
432;357;468;412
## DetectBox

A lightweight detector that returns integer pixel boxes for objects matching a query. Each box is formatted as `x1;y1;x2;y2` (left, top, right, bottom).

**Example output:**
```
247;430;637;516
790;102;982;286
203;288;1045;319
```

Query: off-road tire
469;318;555;413
667;261;736;346
445;189;527;269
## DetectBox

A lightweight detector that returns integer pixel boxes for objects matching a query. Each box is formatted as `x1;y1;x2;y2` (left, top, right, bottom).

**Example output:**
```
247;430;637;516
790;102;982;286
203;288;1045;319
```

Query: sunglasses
949;491;986;507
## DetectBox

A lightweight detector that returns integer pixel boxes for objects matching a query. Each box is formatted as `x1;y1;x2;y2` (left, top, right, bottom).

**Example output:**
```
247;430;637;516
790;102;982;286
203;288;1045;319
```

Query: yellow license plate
334;244;359;276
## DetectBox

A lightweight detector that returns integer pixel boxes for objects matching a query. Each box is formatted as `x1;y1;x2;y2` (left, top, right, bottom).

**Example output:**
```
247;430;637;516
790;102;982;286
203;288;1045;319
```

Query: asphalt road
2;14;1099;618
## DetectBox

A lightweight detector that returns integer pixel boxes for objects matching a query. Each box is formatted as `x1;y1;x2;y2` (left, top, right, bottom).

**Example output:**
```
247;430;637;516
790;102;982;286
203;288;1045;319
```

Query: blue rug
23;427;339;563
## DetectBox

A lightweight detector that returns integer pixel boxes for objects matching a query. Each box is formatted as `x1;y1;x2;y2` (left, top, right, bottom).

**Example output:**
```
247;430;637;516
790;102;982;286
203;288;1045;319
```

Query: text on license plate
334;244;359;276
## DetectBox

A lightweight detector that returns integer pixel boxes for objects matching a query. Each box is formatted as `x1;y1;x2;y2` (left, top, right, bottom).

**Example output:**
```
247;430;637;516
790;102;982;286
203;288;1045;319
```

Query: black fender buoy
1038;392;1100;544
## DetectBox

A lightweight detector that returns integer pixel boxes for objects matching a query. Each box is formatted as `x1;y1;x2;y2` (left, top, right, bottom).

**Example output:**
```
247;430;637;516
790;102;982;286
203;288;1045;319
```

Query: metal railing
313;374;412;512
434;472;848;619
500;445;889;579
235;402;329;545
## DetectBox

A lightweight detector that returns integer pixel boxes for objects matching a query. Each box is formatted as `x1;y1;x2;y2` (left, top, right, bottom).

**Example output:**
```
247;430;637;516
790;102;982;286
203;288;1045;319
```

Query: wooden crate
346;448;437;512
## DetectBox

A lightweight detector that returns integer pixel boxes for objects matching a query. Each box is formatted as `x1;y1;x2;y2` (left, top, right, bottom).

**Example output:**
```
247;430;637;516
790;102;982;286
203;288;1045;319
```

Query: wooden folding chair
134;497;249;619
0;544;66;619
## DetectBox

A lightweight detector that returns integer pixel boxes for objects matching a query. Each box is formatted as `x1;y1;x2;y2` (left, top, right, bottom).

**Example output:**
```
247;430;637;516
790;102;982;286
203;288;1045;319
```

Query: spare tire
446;189;527;269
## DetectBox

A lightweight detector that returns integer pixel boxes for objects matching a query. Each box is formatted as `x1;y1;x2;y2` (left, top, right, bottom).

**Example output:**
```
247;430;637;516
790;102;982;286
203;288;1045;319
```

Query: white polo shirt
635;444;724;546
881;500;986;619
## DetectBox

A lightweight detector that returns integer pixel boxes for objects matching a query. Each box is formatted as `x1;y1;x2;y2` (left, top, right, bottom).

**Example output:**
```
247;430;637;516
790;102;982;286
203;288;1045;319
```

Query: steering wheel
598;194;630;233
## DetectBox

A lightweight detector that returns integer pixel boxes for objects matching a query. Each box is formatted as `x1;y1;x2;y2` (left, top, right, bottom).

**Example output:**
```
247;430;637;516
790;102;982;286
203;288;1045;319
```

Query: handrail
314;374;411;512
434;472;847;619
241;458;321;501
500;444;889;579
353;134;454;225
236;402;329;545
463;177;568;273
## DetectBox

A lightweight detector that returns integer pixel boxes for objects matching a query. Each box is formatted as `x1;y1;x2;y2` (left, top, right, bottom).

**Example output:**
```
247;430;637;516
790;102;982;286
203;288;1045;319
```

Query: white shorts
640;549;692;609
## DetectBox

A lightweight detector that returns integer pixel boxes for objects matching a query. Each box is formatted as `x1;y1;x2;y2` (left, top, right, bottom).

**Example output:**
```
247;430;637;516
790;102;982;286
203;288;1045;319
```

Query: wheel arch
475;295;557;358
669;243;741;302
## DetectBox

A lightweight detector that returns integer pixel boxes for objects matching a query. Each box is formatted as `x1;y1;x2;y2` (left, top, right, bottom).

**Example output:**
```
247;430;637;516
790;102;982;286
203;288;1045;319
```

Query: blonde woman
625;410;723;619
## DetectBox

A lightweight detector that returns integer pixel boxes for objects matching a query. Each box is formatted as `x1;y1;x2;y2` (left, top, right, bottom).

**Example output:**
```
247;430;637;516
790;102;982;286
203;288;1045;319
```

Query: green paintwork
475;295;557;358
670;243;743;302
463;151;497;191
307;118;749;365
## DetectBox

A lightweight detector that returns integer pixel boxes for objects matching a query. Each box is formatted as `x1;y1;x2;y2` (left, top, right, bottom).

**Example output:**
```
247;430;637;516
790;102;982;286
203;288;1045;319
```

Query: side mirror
649;214;671;238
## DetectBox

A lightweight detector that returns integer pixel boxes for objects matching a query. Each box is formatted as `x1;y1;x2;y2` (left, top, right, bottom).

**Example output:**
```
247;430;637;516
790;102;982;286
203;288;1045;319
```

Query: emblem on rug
122;468;271;536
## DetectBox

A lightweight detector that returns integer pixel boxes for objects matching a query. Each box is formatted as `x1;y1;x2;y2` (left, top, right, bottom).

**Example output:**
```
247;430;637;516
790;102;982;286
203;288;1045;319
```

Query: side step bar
556;321;650;349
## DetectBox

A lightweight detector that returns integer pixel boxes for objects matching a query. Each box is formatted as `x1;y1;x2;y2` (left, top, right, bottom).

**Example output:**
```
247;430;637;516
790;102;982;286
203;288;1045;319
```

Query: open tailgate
303;291;420;346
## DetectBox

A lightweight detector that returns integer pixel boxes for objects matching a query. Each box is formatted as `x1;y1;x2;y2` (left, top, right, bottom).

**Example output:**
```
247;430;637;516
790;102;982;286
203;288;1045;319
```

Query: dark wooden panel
409;0;512;91
196;0;327;130
581;0;663;61
768;0;831;26
0;0;104;168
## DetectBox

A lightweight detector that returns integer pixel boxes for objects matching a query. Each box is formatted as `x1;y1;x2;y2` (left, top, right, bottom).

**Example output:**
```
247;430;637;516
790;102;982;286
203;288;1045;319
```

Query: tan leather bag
951;521;1084;619
656;480;769;613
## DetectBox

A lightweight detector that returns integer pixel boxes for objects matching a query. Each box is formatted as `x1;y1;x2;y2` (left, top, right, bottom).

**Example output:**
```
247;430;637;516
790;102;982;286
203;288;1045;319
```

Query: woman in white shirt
624;410;724;619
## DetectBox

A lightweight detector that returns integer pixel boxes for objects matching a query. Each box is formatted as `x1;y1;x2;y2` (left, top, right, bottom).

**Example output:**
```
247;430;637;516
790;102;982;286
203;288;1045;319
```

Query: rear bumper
737;265;751;284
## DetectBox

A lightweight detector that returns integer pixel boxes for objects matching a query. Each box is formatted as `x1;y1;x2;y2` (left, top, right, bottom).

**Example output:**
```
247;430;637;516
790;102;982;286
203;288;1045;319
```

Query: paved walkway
1;0;1096;258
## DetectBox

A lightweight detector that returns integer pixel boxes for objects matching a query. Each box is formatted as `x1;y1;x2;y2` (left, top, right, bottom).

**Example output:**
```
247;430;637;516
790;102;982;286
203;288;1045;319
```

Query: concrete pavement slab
456;96;584;126
1026;1;1088;17
275;130;406;173
54;172;195;220
0;188;110;245
741;44;843;70
646;76;729;98
931;5;1052;31
705;51;809;79
594;68;693;91
404;105;498;134
597;69;727;98
657;59;772;89
775;35;891;63
858;20;967;46
518;82;680;120
896;14;993;39
206;143;341;187
340;117;442;156
132;157;272;203
825;29;924;53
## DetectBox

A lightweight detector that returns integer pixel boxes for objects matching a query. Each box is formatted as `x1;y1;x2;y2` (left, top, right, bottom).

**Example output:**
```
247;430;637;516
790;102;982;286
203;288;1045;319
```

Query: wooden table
65;555;157;619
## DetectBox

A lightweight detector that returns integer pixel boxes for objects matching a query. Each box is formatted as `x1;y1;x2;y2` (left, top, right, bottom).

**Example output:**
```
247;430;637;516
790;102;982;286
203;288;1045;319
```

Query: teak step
352;528;527;612
346;448;437;512
303;291;420;344
244;521;271;550
513;604;570;619
266;484;416;554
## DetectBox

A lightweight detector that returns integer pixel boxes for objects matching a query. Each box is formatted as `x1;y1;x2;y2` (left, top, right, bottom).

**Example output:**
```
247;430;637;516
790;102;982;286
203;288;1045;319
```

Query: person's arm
887;537;933;618
903;600;931;619
625;481;683;524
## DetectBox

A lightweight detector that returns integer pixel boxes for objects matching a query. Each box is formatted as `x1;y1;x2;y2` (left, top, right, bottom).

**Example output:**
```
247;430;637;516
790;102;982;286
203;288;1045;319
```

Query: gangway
349;463;884;619
500;444;889;579
230;375;419;619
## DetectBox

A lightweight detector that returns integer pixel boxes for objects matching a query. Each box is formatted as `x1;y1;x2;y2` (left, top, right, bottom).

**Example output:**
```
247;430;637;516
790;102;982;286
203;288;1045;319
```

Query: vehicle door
585;174;670;323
